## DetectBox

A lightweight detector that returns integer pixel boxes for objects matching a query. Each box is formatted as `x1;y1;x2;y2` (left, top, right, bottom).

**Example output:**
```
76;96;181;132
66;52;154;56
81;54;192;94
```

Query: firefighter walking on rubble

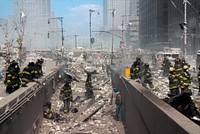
168;67;179;97
179;65;192;93
60;81;73;113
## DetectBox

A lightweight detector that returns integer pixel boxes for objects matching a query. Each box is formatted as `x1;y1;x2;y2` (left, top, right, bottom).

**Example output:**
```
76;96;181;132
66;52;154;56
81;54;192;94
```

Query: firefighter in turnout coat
60;82;73;113
179;65;192;93
142;63;155;90
20;62;35;87
168;67;180;97
4;61;21;94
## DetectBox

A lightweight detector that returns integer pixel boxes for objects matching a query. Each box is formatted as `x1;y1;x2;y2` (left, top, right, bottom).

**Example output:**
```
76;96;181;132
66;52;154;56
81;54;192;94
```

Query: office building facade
13;0;51;50
139;0;169;50
168;0;200;54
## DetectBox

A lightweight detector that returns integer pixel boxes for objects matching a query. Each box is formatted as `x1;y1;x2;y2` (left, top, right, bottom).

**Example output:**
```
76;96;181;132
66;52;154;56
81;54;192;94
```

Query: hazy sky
51;0;103;37
0;0;103;37
0;0;13;18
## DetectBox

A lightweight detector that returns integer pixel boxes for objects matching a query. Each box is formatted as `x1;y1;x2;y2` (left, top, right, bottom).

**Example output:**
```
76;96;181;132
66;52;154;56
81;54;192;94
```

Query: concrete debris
39;53;123;134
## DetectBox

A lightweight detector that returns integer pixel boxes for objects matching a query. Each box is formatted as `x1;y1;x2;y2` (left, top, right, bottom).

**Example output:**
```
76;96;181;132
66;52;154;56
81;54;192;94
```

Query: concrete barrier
0;64;64;134
111;67;200;134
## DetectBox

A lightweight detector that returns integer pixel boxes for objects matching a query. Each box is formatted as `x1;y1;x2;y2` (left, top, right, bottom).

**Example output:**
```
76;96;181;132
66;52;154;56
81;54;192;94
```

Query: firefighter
130;62;140;80
133;57;141;66
168;67;179;97
142;63;155;90
174;58;183;77
4;61;21;94
179;65;192;93
181;58;189;68
43;102;63;122
85;72;94;98
60;81;73;113
20;62;35;87
167;90;200;119
198;65;200;94
34;58;44;78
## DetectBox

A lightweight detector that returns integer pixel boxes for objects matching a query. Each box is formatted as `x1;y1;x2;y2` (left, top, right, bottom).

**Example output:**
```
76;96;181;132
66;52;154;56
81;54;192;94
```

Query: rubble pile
39;53;123;134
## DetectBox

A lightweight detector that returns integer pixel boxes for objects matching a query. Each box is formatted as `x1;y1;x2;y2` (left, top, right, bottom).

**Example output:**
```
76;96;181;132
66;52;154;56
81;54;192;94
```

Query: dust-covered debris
39;52;125;134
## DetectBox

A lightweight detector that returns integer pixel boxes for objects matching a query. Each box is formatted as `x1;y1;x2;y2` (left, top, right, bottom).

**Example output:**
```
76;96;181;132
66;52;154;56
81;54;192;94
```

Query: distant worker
83;51;87;61
115;91;122;121
142;63;155;90
4;61;21;94
168;67;179;97
43;102;63;122
179;65;192;93
162;57;171;77
198;65;200;94
85;72;94;98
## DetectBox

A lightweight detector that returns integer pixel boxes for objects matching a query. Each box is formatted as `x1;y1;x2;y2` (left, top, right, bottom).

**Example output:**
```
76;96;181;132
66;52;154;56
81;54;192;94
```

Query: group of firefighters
162;57;194;97
4;58;44;94
130;56;200;96
130;56;200;119
130;57;155;90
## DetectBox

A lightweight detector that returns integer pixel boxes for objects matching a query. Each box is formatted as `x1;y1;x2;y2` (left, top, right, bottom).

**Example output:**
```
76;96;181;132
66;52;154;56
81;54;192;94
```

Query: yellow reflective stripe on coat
23;71;31;75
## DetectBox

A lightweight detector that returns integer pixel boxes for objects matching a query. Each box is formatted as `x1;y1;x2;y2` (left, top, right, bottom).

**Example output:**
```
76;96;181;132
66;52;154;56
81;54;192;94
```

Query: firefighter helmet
175;58;180;62
183;65;189;70
136;57;141;61
145;63;149;66
169;67;175;72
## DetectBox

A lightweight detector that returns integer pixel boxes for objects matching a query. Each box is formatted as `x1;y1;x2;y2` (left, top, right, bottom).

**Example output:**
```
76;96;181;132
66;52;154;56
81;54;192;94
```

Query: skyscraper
139;0;169;50
168;0;200;54
127;0;139;49
13;0;51;50
103;0;130;49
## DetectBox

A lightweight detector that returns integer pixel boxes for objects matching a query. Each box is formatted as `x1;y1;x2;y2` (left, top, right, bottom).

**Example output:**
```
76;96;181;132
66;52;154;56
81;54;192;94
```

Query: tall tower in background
103;0;130;31
128;0;139;49
13;0;51;50
139;0;169;50
103;0;130;50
